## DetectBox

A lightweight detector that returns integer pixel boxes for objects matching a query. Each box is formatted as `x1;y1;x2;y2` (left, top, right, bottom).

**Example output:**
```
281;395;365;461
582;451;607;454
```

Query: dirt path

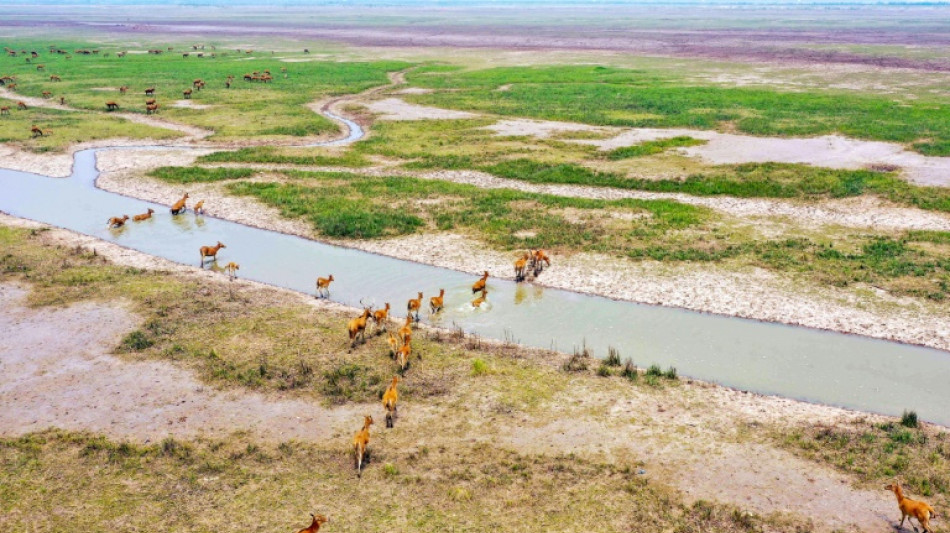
0;283;359;442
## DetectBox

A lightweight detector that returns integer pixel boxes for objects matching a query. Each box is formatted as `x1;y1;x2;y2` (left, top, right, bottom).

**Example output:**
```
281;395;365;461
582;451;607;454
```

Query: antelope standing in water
132;208;154;221
198;241;226;266
315;274;334;298
472;271;488;293
107;215;129;228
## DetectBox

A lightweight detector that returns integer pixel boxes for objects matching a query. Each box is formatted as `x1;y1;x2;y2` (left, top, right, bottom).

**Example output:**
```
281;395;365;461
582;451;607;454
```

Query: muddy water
1;115;948;426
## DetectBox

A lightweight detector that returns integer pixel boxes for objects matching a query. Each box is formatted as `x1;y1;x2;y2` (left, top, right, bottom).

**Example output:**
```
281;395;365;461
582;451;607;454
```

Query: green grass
406;64;950;155
605;136;706;160
196;146;371;168
0;39;407;141
150;166;254;183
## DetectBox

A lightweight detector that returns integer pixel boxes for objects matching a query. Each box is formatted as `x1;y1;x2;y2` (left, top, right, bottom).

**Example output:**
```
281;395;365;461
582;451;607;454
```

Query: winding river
2;109;949;426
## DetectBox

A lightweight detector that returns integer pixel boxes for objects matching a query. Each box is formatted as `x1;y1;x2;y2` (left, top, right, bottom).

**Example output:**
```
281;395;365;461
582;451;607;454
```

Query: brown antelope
472;271;489;293
199;241;226;266
397;315;413;345
170;192;189;215
49;75;61;82
315;274;334;298
193;200;205;214
885;481;937;533
429;288;445;314
59;97;65;105
183;89;192;99
407;292;423;321
7;83;16;90
472;288;488;308
132;208;154;221
382;376;400;428
119;86;128;94
396;339;411;372
193;78;202;88
17;101;27;110
145;103;159;115
532;249;551;275
295;513;328;533
107;214;129;228
105;101;119;111
41;91;51;99
224;262;240;280
372;302;391;332
347;308;372;347
145;87;155;96
30;125;44;138
35;64;44;71
387;331;399;359
353;415;373;477
514;252;530;282
145;98;156;105
0;107;9;115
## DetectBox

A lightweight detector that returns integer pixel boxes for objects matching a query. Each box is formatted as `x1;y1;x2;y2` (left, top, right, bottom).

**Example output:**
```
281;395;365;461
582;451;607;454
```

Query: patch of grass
150;166;254;184
119;330;153;352
605;136;706;160
596;362;613;377
902;410;920;429
321;363;383;404
470;358;489;376
621;359;638;381
777;419;949;506
605;346;622;366
196;146;371;168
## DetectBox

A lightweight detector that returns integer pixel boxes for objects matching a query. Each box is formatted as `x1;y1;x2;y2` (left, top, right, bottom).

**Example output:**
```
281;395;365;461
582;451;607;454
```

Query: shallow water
1;112;948;426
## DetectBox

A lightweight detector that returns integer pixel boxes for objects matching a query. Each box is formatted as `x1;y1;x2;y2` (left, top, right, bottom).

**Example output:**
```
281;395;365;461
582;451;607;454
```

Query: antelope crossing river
2;110;949;426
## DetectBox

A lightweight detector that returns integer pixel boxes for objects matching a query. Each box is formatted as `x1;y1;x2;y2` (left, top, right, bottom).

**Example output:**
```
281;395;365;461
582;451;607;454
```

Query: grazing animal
35;64;44;71
193;79;203;88
199;241;226;266
353;415;373;477
17;101;27;110
472;288;488;308
193;200;205;214
145;103;159;115
532;249;551;275
30;125;44;138
372;302;391;331
0;106;9;115
407;292;423;321
107;214;129;228
183;88;192;99
105;101;119;111
59;97;65;105
429;288;445;314
397;315;413;345
295;513;328;533
396;340;411;372
132;208;154;221
145;98;156;105
41;91;51;99
386;331;399;359
347;308;372;347
382;376;400;428
49;75;61;82
514;252;530;282
119;86;128;94
170;193;189;215
472;271;489;293
145;87;155;96
224;262;240;280
885;482;937;533
315;274;334;298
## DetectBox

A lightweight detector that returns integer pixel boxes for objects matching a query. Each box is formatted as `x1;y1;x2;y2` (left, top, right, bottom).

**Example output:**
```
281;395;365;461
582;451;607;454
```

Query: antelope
35;64;44;71
132;208;154;221
7;83;16;90
0;107;8;115
429;288;445;314
199;241;226;266
533;249;551;275
472;271;489;293
315;274;334;298
183;89;192;99
372;302;391;332
170;193;189;215
397;315;413;345
295;513;328;533
59;97;65;105
145;103;159;115
193;79;202;88
17;101;27;110
347;308;372;347
396;339;411;372
49;75;61;82
145;98;156;105
353;415;373;477
193;200;205;214
41;91;51;99
224;262;240;280
386;331;399;358
107;215;129;228
407;292;423;321
514;252;530;282
382;376;400;428
105;101;119;111
30;125;44;138
145;87;155;96
472;288;488;308
119;86;128;94
885;481;937;533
